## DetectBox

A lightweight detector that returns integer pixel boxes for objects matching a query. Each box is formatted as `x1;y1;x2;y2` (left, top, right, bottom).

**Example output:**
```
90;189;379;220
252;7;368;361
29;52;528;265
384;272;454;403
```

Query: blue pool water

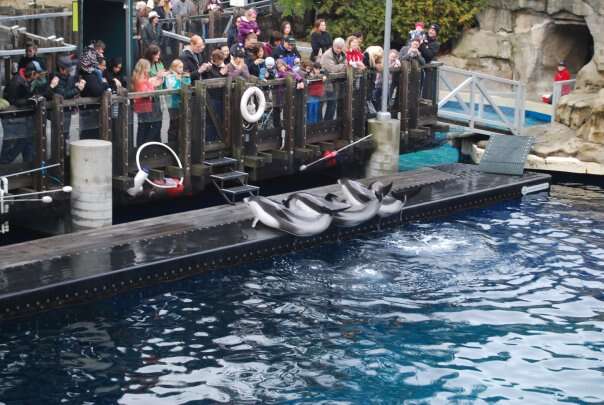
1;183;603;404
398;109;551;172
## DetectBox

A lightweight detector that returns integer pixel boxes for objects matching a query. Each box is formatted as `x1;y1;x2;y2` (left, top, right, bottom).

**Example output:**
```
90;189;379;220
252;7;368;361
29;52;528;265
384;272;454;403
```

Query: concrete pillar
366;118;401;177
70;140;113;230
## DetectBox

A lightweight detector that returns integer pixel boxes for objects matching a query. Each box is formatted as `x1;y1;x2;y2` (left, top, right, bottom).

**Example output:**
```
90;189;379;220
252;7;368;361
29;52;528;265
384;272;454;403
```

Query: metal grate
479;135;534;176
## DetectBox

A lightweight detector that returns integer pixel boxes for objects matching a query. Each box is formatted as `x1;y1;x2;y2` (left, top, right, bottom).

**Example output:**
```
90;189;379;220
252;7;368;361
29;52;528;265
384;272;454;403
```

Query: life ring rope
135;141;184;189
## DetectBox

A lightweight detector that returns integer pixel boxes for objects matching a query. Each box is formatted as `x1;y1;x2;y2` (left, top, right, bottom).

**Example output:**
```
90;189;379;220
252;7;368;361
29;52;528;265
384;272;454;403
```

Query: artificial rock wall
441;0;604;97
444;0;604;163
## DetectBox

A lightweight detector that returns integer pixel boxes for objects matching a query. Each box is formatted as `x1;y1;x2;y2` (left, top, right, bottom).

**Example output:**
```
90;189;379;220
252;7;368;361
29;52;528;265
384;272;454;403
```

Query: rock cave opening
543;22;594;76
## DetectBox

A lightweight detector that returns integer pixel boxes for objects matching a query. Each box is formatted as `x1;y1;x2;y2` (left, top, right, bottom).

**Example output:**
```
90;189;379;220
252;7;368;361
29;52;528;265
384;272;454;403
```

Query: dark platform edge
0;166;551;321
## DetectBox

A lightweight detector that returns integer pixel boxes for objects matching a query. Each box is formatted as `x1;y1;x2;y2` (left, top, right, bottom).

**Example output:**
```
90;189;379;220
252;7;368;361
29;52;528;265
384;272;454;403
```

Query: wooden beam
178;87;193;190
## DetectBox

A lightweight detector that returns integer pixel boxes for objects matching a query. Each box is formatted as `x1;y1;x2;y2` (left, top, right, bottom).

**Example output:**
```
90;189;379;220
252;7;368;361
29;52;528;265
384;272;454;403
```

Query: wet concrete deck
0;164;551;320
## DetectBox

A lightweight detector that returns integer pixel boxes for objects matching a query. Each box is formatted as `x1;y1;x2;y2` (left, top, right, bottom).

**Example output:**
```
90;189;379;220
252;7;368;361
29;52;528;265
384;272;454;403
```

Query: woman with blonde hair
364;46;384;70
345;35;365;70
131;58;165;145
164;58;191;144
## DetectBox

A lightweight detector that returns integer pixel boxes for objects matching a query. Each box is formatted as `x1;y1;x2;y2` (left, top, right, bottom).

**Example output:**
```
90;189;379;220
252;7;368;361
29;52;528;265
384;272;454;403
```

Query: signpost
378;0;393;121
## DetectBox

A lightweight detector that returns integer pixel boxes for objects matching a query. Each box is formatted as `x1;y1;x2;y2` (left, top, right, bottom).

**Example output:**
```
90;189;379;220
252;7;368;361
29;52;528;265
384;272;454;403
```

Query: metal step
221;184;259;196
203;157;238;167
210;171;248;181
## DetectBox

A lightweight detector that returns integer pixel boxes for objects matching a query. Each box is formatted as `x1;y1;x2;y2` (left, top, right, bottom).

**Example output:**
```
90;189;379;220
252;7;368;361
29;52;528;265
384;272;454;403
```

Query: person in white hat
142;10;164;51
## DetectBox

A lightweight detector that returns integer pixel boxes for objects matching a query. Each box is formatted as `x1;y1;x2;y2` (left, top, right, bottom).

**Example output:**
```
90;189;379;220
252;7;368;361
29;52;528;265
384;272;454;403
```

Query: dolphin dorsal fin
325;193;340;202
382;182;393;197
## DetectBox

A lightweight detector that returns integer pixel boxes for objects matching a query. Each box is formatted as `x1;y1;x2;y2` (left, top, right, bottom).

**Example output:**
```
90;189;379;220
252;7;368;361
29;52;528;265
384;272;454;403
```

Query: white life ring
240;86;266;123
135;141;184;189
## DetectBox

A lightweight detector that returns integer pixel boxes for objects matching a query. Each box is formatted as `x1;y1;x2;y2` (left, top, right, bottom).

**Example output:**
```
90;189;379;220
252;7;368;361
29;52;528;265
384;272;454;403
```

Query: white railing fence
551;79;576;116
437;65;526;136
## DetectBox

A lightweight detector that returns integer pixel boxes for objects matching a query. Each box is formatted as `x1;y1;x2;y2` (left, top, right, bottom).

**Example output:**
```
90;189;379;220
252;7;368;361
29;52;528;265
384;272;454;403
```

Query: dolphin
339;178;392;206
283;192;351;217
370;181;408;218
321;179;390;228
244;195;332;237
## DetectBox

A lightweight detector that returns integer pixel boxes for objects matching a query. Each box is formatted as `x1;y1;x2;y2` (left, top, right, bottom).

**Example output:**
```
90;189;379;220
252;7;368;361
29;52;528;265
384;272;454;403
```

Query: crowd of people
0;5;444;163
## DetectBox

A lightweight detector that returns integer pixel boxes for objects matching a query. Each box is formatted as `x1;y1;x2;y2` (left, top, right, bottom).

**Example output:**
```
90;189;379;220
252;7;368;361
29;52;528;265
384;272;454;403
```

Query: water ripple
0;185;603;404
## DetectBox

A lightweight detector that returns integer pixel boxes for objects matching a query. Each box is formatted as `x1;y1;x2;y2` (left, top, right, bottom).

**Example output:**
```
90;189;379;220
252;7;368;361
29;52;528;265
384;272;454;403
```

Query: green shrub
277;0;486;45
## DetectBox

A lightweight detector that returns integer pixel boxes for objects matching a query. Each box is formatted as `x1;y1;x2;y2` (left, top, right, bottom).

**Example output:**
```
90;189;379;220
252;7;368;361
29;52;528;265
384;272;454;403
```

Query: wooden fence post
343;67;354;144
284;76;295;173
295;81;307;149
99;90;112;141
51;94;65;184
193;80;207;165
178;87;192;191
117;88;129;177
33;97;48;191
408;60;421;130
231;78;244;166
358;69;368;140
223;77;232;152
399;61;410;134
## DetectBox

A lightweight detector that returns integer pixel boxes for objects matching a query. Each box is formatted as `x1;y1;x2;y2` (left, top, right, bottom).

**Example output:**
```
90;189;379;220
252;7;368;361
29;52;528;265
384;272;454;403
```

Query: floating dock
0;164;551;321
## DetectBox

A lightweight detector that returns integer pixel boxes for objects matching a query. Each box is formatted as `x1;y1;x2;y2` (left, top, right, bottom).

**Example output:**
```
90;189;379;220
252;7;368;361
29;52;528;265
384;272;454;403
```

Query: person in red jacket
345;36;365;70
542;61;572;104
555;61;572;95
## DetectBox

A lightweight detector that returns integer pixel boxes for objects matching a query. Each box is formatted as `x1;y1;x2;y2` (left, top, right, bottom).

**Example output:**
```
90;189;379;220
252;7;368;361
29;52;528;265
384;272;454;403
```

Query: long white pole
378;0;393;121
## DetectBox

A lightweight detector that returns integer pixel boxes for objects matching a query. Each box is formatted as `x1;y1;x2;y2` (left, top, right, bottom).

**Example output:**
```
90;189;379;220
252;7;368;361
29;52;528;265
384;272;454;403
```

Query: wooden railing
0;60;438;197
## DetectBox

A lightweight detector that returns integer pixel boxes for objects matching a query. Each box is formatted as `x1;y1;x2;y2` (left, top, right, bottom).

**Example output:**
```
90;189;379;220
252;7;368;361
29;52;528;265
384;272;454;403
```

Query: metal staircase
204;157;259;204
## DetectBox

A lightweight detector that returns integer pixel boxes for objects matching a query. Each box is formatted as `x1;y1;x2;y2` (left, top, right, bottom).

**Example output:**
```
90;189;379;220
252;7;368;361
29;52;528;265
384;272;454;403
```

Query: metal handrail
551;78;576;114
438;65;526;136
162;30;227;45
0;11;72;22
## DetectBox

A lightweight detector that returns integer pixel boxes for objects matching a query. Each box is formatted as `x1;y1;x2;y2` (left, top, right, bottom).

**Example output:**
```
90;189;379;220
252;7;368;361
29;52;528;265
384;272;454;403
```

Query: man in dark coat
271;37;300;67
48;56;86;141
0;62;43;164
179;35;211;82
49;56;86;100
419;24;440;64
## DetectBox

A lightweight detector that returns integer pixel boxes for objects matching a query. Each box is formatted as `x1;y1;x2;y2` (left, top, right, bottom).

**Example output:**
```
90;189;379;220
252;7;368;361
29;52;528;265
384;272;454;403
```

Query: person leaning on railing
179;35;212;82
345;36;366;71
320;37;347;121
145;44;166;89
131;58;166;146
0;62;45;164
272;37;300;68
227;45;251;79
400;37;426;65
164;59;190;144
105;58;127;92
48;56;86;141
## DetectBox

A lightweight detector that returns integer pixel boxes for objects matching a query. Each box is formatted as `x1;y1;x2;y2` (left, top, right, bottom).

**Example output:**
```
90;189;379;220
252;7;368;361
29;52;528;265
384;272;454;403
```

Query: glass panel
0;113;36;165
205;86;226;144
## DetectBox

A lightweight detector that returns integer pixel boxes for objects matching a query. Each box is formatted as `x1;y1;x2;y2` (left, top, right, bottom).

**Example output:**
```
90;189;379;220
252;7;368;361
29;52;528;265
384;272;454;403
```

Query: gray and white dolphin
323;179;390;227
370;181;407;218
283;192;351;217
244;195;332;237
